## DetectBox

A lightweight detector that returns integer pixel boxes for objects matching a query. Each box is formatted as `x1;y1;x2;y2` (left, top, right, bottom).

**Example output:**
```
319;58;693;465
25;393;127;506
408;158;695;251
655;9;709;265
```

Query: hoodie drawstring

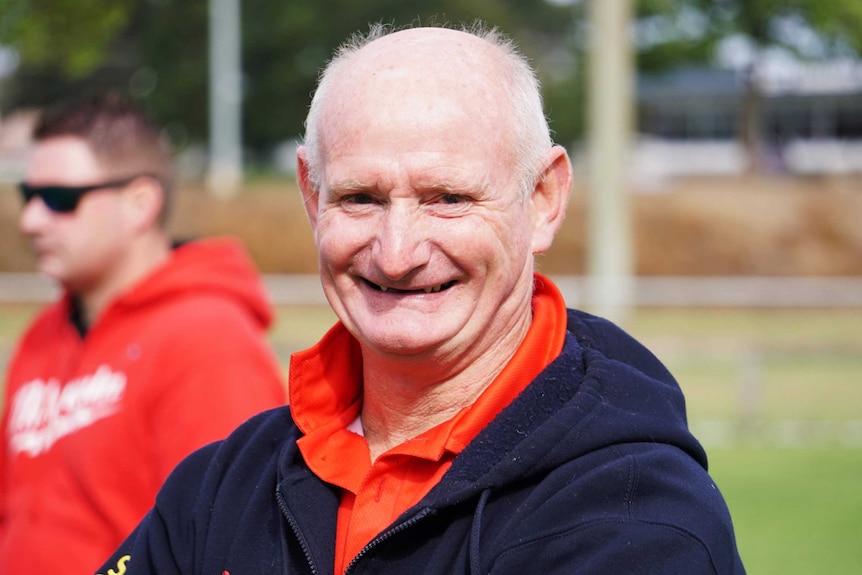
469;489;491;575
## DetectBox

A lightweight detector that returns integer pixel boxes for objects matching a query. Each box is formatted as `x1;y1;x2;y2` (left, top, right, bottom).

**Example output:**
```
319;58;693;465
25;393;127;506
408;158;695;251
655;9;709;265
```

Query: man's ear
124;176;164;232
530;145;572;254
296;146;320;230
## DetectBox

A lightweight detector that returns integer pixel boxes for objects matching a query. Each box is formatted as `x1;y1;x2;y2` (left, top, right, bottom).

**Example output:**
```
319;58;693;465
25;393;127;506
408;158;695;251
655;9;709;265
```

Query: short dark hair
34;92;175;225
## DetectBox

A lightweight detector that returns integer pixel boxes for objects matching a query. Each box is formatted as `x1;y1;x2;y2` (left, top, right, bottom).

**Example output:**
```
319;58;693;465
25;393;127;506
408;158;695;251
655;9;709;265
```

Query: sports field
1;303;860;573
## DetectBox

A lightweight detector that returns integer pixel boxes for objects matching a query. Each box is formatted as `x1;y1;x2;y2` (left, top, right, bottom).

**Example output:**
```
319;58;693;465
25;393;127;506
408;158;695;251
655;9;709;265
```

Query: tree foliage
635;0;862;69
2;0;861;165
0;0;136;76
1;0;573;159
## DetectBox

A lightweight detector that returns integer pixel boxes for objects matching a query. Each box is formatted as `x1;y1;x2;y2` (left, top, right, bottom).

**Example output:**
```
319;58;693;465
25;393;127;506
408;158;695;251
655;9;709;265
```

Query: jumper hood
433;308;704;500
93;304;743;574
105;237;274;328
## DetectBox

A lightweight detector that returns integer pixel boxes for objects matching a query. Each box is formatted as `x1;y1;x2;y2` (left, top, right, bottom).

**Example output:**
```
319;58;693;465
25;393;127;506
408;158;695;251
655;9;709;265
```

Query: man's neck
358;319;528;462
75;235;172;329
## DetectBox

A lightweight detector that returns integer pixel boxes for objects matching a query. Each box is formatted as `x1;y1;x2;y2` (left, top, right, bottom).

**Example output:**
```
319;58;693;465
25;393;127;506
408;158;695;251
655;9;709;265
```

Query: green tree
1;0;575;166
0;0;135;76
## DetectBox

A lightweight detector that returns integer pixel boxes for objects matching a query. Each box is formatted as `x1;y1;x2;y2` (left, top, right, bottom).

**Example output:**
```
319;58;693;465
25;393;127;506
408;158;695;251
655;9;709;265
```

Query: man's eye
427;193;473;216
440;194;468;204
343;193;375;205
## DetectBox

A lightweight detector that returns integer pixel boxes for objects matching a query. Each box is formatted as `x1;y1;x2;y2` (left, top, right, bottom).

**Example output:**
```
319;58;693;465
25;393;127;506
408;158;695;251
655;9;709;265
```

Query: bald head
301;24;552;199
341;26;504;75
325;28;508;126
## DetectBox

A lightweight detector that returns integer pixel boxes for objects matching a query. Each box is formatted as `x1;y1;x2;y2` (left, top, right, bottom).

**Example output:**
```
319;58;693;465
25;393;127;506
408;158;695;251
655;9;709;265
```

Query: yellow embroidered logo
97;555;131;575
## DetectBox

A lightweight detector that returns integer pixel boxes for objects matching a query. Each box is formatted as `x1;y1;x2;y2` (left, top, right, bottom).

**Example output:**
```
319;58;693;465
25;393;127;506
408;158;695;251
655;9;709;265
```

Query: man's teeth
378;284;446;293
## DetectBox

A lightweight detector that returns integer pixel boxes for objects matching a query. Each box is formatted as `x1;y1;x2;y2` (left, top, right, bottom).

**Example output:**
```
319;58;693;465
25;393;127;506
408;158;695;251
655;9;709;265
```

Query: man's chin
360;329;447;357
36;262;60;280
36;261;71;286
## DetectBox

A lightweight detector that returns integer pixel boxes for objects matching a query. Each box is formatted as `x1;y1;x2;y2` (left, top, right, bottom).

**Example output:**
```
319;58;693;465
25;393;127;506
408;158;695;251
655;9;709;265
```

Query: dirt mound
2;174;861;276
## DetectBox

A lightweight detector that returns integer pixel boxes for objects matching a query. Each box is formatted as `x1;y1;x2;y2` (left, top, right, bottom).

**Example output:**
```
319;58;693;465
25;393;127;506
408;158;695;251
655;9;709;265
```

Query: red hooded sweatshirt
0;237;286;575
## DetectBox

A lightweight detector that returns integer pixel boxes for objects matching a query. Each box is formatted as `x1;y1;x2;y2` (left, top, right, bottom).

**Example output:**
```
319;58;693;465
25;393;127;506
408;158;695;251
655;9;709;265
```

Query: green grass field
1;303;860;573
709;447;862;574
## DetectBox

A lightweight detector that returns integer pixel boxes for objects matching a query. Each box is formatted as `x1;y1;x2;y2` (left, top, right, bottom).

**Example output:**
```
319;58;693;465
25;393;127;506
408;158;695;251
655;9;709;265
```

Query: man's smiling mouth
368;280;456;294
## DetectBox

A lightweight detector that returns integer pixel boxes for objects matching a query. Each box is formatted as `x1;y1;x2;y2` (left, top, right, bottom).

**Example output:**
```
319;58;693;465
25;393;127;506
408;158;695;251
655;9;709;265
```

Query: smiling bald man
98;24;744;575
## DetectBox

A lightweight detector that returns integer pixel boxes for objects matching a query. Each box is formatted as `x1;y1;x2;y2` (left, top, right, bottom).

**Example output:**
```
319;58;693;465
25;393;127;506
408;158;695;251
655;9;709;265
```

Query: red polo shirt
288;273;567;574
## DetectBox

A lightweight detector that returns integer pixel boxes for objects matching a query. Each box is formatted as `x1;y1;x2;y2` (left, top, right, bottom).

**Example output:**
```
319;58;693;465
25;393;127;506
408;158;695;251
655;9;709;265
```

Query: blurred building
635;59;862;177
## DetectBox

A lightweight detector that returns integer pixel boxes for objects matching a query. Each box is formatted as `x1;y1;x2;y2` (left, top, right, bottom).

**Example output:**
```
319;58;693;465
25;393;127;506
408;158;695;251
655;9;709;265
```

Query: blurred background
1;1;861;572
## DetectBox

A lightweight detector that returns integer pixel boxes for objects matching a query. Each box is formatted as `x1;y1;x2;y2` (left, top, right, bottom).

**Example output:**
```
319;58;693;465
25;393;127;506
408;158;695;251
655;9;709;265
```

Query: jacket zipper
276;488;319;575
344;507;437;574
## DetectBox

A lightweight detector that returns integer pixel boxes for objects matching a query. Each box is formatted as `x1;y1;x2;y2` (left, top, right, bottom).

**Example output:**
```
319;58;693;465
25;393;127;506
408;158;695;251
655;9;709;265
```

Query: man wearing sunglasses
0;93;287;575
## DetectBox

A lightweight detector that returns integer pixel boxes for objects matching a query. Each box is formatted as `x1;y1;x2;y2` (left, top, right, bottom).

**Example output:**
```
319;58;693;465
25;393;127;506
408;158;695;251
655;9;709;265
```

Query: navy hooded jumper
98;309;745;574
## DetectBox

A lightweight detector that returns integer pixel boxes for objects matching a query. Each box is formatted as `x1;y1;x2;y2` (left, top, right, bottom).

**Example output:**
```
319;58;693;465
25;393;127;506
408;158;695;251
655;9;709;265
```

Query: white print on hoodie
7;365;126;457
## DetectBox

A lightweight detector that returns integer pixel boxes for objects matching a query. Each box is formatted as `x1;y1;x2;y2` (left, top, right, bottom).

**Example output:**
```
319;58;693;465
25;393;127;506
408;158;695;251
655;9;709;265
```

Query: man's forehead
318;102;513;183
29;135;94;160
320;37;509;143
324;157;493;193
25;136;104;183
311;27;518;190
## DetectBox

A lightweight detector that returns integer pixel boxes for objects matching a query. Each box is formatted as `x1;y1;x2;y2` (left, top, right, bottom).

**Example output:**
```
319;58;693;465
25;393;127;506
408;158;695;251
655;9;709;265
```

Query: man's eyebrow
418;177;490;196
327;180;376;195
421;181;464;193
326;174;490;196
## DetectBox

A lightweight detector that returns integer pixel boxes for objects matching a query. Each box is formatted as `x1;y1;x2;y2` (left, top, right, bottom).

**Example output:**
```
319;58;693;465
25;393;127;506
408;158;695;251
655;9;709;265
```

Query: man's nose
19;196;54;234
371;203;431;280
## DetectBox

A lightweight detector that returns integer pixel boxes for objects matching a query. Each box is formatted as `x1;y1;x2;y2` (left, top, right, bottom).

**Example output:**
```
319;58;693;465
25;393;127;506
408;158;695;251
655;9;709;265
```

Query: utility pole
207;0;243;197
586;0;635;324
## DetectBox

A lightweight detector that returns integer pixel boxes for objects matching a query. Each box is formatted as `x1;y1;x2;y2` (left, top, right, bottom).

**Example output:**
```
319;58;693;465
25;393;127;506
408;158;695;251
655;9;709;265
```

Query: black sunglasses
18;175;144;214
